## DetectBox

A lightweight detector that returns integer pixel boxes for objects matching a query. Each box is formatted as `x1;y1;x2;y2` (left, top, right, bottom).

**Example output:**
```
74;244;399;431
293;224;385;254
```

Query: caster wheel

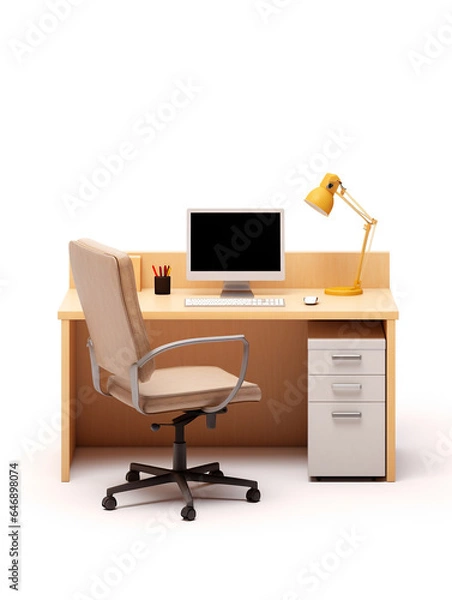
181;505;196;521
246;488;261;503
102;496;117;510
209;469;223;477
126;470;140;482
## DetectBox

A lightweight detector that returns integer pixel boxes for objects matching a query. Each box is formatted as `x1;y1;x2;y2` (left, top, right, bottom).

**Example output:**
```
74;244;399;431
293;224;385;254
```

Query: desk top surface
58;287;399;321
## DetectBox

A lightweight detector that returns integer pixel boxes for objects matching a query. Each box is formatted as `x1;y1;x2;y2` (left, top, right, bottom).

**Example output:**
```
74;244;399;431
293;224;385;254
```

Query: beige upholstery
69;238;261;413
68;238;262;520
69;239;154;382
109;366;261;414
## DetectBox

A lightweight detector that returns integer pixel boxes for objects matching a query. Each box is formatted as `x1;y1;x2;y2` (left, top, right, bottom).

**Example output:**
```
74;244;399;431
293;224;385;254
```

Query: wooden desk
58;252;398;482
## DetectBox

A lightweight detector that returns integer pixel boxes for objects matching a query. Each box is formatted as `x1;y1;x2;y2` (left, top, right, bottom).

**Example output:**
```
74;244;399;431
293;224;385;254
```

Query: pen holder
154;276;171;295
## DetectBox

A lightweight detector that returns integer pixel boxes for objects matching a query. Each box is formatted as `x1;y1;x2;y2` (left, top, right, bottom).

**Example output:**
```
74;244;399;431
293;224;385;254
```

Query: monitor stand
220;281;254;298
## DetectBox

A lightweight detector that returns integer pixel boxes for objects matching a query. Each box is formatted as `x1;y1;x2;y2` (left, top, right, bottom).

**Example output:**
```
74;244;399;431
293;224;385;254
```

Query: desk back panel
70;252;390;290
75;319;308;447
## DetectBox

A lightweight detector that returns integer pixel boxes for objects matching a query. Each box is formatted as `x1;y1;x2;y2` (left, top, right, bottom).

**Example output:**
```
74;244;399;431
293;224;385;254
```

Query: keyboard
185;297;285;307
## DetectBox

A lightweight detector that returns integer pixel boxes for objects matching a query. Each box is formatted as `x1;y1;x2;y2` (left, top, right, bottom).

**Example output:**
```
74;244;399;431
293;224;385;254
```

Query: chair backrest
69;239;154;382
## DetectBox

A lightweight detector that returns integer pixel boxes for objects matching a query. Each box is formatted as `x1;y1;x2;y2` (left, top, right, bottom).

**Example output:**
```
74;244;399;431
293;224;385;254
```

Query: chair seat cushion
107;365;261;414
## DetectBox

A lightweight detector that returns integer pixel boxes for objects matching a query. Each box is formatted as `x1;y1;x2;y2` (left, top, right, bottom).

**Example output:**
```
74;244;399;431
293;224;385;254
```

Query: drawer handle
332;411;362;419
331;383;362;391
331;354;362;361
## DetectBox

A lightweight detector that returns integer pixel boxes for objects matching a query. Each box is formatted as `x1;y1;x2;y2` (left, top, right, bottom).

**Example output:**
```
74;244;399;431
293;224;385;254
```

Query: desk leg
61;320;77;482
384;320;396;482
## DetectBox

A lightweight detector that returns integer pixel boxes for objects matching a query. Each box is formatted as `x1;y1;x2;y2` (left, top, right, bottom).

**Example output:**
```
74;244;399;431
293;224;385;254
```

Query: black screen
190;211;282;272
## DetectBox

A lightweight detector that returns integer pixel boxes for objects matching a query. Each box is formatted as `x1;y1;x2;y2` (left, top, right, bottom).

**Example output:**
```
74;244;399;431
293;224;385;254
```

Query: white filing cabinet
308;321;386;478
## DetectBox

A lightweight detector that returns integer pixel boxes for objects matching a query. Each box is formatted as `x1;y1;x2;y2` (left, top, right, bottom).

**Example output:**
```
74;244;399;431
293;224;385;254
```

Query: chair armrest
129;335;250;415
86;338;114;398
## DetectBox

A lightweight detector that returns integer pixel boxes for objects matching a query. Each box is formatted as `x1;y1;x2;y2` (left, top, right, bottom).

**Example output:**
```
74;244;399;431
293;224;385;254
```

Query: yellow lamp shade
305;186;334;216
304;173;341;216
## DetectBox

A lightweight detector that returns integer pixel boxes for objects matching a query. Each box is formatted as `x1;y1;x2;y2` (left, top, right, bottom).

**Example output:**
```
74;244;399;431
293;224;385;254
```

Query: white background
1;1;452;598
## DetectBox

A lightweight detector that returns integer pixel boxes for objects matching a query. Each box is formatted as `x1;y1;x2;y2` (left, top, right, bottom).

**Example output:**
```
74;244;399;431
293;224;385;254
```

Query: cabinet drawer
308;375;385;402
308;402;385;477
308;349;385;375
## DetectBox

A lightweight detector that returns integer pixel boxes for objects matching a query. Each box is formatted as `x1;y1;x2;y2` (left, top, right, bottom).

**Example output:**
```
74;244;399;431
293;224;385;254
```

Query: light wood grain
383;319;397;482
69;251;390;289
60;251;398;481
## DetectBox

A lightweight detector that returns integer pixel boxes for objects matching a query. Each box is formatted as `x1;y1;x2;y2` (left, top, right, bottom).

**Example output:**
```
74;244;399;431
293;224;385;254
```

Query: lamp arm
336;185;377;289
353;219;377;288
337;186;375;224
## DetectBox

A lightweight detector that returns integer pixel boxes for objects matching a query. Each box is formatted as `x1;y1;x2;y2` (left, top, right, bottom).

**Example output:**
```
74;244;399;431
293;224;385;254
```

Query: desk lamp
305;173;377;296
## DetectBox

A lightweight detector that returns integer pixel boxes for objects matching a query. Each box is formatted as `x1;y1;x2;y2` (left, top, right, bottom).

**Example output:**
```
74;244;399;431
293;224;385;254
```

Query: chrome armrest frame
129;335;250;415
86;338;113;398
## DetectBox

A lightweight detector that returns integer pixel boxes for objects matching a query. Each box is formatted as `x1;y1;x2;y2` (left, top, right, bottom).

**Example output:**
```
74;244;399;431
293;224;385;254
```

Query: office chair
69;239;262;520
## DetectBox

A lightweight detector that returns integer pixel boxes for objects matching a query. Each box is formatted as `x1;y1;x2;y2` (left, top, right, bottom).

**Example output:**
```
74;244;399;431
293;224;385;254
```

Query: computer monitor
187;208;285;297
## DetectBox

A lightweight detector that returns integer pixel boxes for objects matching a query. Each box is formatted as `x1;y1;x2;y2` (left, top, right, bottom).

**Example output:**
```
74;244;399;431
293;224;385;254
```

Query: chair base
101;411;261;520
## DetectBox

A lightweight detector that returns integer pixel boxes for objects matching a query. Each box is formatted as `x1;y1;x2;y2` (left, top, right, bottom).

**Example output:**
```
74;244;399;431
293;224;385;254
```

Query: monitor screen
187;209;285;296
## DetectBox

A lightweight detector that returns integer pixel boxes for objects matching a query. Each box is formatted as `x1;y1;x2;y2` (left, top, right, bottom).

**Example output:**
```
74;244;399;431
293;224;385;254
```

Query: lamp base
325;286;363;296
